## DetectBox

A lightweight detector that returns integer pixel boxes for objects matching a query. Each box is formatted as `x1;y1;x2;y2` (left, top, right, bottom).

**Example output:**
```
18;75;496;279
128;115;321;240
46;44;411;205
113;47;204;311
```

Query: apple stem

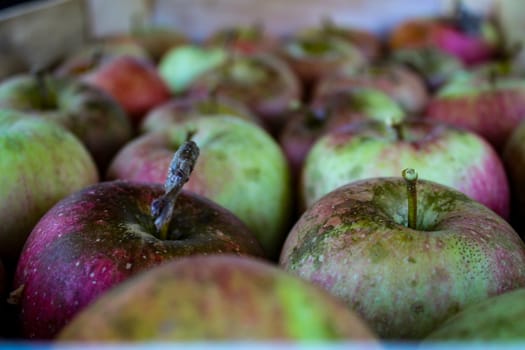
402;168;418;230
386;117;404;141
151;133;200;240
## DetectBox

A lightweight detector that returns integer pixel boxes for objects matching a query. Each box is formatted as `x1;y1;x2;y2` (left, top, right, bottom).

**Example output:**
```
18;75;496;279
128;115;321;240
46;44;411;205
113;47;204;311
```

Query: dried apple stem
151;136;200;240
402;168;418;230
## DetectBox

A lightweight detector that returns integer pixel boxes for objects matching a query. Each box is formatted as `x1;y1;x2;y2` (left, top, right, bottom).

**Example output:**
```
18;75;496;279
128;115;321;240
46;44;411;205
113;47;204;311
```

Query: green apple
57;255;378;342
0;109;99;262
158;44;228;94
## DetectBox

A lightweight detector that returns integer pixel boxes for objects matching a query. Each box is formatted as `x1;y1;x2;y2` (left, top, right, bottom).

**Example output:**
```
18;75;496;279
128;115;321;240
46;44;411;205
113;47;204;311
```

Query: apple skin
204;24;279;56
188;52;302;136
0;109;99;263
0;74;133;173
424;288;525;341
280;176;525;339
425;73;525;152
107;116;292;259
301;120;510;219
139;94;261;134
80;55;172;126
56;254;378;342
12;180;265;340
313;62;430;115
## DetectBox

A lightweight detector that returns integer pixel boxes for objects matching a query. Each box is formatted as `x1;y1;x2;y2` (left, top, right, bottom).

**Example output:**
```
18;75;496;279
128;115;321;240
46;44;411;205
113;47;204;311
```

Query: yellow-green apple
11;140;265;339
424;288;525;341
502;119;525;231
107;116;292;259
280;169;525;339
279;88;406;182
425;70;525;151
389;47;465;91
313;61;429;115
57;254;378;342
0;109;99;264
158;44;228;94
388;3;500;65
204;23;279;56
0;73;132;173
74;55;172;127
139;94;260;134
300;119;510;219
187;52;302;136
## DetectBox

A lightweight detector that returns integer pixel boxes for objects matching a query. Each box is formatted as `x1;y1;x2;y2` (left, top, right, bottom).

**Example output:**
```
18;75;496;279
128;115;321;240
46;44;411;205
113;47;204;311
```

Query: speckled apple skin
0;111;99;262
58;255;378;342
426;79;525;151
13;180;265;340
107;116;293;259
280;177;525;340
301;120;510;219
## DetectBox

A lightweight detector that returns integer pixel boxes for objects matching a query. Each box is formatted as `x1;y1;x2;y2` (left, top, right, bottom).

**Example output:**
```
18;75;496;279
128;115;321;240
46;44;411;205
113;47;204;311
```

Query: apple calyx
151;135;200;239
402;168;418;229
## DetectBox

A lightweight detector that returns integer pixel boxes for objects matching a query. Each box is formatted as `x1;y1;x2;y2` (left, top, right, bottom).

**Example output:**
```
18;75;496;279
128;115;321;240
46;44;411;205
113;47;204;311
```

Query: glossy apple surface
0;74;132;173
107;116;292;259
280;176;525;339
0;110;99;262
12;180;265;339
301;120;510;219
57;254;378;342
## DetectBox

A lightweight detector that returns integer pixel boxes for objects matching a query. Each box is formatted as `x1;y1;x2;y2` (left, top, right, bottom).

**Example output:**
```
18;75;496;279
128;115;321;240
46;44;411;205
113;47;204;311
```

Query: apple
389;47;465;91
296;18;383;61
280;169;525;339
425;70;525;151
187;52;302;136
158;44;228;94
125;25;188;63
204;23;278;56
388;2;500;65
502;119;525;231
107;116;292;259
313;61;429;115
56;254;378;342
278;30;366;95
300;119;510;219
76;55;172;127
0;73;133;173
139;93;261;134
0;109;99;264
279;88;406;182
10;139;266;339
424;287;525;341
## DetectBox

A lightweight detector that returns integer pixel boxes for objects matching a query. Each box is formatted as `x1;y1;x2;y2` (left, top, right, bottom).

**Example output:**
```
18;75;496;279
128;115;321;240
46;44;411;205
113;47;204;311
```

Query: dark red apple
11;140;265;339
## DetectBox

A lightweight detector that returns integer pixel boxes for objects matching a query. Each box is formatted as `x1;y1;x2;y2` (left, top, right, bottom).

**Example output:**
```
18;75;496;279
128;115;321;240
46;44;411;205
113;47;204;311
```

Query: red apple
0;109;99;264
78;55;172;127
0;73;133;173
188;52;302;136
139;93;261;134
425;71;525;151
56;255;378;342
107;116;293;259
301;119;510;219
280;170;525;339
11;140;265;339
313;62;429;115
388;4;500;66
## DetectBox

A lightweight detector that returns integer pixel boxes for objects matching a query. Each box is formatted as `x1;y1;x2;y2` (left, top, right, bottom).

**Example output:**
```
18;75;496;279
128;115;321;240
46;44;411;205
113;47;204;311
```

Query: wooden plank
0;0;87;77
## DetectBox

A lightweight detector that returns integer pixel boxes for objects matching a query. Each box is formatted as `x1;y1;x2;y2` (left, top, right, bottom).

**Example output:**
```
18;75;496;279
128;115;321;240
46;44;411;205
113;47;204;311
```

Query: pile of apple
3;2;525;345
